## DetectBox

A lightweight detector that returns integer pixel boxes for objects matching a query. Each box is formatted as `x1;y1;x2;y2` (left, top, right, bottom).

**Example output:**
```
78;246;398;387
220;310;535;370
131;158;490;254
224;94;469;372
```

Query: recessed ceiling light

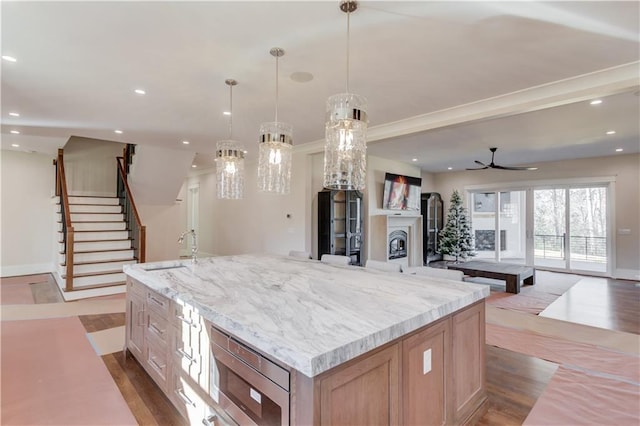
223;111;231;116
616;148;623;152
447;167;453;170
114;130;123;134
290;71;314;83
606;130;616;135
134;89;146;95
590;99;602;105
11;143;19;147
191;164;197;168
10;130;20;134
2;55;17;62
243;150;248;154
182;140;190;145
9;112;20;117
412;158;417;162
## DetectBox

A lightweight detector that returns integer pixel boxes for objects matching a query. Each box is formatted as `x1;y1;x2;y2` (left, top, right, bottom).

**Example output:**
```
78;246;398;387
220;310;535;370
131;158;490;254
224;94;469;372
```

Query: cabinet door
127;293;145;360
452;300;486;423
319;344;400;426
402;318;450;426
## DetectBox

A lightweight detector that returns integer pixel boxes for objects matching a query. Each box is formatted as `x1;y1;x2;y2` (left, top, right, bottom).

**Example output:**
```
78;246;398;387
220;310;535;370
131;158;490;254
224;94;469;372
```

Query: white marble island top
124;254;489;378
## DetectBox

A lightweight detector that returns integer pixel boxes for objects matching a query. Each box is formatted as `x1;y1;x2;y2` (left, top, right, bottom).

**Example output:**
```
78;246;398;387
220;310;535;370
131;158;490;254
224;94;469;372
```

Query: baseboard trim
614;268;640;281
1;263;55;278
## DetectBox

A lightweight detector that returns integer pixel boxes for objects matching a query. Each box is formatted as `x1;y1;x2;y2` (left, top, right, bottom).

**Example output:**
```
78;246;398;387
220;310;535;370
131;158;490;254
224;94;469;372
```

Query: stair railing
55;149;75;291
116;156;146;263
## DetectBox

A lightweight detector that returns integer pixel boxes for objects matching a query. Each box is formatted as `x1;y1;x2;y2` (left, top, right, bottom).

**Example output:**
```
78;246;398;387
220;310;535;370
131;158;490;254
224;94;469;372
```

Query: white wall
180;152;309;259
1;150;56;276
64;137;124;196
433;153;640;278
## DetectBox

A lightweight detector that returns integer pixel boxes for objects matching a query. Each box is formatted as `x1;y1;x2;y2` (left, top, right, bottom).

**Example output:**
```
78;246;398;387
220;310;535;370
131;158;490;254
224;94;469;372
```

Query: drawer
146;309;169;346
145;338;169;392
147;290;170;317
170;370;206;422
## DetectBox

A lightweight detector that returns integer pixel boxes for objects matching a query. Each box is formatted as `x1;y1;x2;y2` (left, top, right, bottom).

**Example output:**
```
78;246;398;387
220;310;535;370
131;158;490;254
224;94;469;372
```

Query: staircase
57;196;136;299
54;144;144;301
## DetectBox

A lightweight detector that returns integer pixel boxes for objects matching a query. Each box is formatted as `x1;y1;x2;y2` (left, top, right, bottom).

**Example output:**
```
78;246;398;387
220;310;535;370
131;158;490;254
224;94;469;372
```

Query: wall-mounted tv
382;173;422;211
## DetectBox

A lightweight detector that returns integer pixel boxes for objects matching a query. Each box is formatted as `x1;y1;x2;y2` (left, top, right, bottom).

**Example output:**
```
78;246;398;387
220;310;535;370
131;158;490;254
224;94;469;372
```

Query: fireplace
388;230;408;259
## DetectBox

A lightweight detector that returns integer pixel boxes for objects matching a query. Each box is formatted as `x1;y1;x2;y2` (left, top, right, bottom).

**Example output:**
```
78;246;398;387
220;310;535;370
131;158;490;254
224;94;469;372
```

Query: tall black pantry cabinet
421;192;444;264
317;190;363;266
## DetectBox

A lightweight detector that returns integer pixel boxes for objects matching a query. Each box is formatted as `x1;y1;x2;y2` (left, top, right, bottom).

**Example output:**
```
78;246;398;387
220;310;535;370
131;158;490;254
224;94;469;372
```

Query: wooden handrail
56;149;74;291
116;156;146;263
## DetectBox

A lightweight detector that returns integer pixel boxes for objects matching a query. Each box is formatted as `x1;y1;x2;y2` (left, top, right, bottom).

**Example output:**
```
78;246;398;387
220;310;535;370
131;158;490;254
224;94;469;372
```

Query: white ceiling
2;1;639;172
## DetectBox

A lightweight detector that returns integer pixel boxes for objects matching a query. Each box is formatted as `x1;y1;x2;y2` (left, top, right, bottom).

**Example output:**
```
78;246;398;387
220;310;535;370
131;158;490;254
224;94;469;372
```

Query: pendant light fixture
257;47;293;194
324;0;367;190
216;79;245;199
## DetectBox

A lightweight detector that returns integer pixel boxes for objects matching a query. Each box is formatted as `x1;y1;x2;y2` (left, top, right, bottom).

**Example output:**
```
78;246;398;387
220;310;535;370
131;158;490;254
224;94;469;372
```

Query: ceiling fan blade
466;166;489;170
474;160;486;166
492;164;538;171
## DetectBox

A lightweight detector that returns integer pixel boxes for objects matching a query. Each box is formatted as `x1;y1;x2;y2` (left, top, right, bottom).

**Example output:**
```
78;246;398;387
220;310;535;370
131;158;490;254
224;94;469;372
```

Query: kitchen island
124;254;489;425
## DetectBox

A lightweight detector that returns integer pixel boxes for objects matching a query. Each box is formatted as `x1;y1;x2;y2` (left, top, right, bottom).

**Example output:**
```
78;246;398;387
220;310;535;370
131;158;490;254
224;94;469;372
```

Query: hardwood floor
79;312;125;333
540;277;640;334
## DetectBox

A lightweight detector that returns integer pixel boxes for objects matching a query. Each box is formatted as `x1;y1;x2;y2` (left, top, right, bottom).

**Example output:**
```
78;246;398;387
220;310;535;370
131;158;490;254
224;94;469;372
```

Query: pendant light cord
228;84;233;139
275;53;279;123
346;9;350;94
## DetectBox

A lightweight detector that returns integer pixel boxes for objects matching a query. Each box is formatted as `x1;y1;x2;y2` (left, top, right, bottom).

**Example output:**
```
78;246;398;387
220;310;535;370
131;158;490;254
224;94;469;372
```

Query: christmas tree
439;190;475;263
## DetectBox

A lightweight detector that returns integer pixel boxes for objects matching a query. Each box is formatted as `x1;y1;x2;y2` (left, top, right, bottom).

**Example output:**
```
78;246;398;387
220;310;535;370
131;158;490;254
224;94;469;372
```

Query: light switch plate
618;228;631;235
423;349;432;374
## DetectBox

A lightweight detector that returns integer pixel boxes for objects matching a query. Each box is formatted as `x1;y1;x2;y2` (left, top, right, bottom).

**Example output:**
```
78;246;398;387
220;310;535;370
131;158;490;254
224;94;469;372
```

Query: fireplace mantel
371;214;423;269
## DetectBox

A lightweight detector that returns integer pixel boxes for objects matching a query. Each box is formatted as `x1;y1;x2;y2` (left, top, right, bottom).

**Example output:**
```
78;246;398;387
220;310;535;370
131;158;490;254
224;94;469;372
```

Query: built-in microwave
208;326;290;426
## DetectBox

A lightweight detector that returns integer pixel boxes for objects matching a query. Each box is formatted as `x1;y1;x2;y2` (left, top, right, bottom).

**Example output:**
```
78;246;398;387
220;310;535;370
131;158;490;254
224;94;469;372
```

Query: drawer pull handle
149;323;164;336
149;357;166;372
177;348;197;364
137;309;145;326
176;388;196;407
149;296;165;307
177;315;198;328
202;414;218;426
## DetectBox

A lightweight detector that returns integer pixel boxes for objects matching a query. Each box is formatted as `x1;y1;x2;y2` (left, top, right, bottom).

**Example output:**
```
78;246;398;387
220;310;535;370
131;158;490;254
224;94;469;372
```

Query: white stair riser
71;273;126;287
59;231;129;241
70;250;135;263
60;240;131;252
68;196;119;205
63;260;136;275
70;213;124;222
68;204;122;214
60;222;127;231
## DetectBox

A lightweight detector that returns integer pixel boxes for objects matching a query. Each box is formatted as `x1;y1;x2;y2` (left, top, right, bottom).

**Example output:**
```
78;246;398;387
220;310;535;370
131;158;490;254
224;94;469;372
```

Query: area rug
487;290;560;315
1;316;137;425
87;325;126;356
524;366;640;425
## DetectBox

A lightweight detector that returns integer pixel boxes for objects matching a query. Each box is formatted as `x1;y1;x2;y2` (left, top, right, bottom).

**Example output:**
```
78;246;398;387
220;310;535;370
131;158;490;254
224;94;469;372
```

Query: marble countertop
124;254;488;377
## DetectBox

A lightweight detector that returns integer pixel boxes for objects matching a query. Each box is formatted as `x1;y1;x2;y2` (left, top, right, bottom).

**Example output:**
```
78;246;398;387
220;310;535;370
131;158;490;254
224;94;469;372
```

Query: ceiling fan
467;147;538;171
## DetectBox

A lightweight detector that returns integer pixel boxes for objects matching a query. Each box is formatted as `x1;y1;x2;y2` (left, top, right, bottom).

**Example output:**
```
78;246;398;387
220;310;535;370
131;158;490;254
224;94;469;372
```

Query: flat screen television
382;173;422;211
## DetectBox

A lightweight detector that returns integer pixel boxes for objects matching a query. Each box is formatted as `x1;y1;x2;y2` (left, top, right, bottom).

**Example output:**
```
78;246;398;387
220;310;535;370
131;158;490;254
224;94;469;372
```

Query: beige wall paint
64;137;123;196
433;153;640;277
1;150;56;275
181;152;308;259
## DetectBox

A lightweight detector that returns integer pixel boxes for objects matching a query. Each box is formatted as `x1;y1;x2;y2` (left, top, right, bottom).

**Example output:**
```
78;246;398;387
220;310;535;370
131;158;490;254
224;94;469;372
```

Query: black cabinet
421;192;443;264
318;190;363;266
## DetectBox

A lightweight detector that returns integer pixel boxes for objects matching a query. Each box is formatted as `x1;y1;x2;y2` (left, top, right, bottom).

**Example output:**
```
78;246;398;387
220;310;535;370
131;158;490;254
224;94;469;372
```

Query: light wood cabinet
318;344;400;425
125;283;145;360
452;300;486;424
402;317;450;425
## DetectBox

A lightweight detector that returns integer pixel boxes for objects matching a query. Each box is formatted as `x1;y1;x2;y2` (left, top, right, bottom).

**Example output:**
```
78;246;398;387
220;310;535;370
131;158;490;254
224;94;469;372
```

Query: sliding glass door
470;190;526;264
533;185;608;274
469;182;610;275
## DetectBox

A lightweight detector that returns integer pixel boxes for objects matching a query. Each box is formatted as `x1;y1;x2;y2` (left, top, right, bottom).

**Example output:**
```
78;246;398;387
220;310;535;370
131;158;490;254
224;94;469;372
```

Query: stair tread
62;270;125;279
70;212;123;214
61;258;137;266
59;230;128;233
65;281;126;292
68;195;118;198
58;221;125;224
61;238;132;243
59;248;133;254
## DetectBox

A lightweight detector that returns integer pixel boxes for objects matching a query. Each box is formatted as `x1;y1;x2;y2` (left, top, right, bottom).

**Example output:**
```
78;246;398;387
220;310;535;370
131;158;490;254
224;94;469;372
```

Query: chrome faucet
178;229;198;263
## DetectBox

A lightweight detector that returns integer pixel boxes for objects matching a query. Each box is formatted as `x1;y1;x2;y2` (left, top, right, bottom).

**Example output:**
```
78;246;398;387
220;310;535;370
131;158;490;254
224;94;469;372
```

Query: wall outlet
423;349;432;374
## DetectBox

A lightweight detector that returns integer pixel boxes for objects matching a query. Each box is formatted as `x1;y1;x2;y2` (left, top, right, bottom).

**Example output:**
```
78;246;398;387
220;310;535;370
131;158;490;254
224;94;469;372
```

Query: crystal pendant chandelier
324;0;367;191
258;47;293;194
216;79;244;199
